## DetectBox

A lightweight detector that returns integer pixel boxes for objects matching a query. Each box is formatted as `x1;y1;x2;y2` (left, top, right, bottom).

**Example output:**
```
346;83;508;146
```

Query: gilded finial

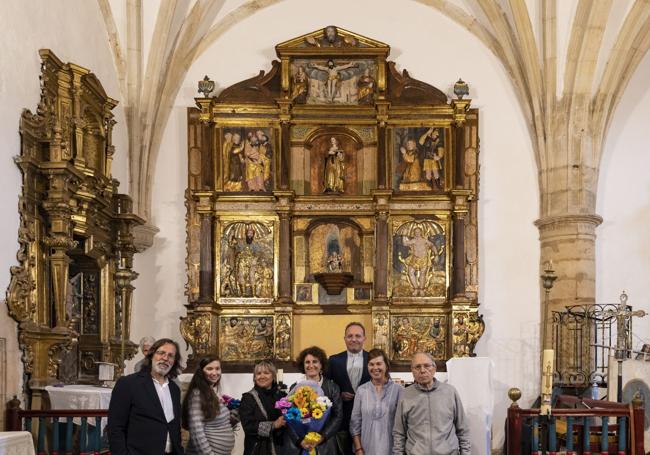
198;75;215;98
454;78;469;100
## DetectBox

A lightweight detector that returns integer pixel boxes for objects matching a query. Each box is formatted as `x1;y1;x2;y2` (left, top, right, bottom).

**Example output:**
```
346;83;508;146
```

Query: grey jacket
392;380;470;455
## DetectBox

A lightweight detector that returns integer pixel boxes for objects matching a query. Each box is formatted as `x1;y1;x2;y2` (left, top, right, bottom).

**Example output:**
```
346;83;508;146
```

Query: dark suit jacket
327;350;371;430
108;371;184;455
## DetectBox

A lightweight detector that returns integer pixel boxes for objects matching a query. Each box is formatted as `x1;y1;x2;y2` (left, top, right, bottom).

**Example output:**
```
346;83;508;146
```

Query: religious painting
307;221;362;281
391;315;447;361
295;284;314;303
308;133;360;195
391;218;446;298
217;219;275;301
291;59;377;105
220;127;274;192
353;286;371;301
219;316;274;361
392;127;446;192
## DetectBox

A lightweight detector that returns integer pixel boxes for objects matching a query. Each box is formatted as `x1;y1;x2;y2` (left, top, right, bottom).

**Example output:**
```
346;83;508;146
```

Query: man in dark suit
327;322;371;453
108;338;184;455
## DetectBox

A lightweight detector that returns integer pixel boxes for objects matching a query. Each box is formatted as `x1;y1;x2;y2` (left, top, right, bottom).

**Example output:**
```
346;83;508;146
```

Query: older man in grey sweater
392;352;470;455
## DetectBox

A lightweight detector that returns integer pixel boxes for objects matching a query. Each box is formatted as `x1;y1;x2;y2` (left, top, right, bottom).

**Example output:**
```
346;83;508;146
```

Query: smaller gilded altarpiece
5;50;143;394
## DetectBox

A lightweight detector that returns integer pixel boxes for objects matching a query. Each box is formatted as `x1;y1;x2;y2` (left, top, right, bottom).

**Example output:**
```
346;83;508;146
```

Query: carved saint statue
356;68;375;104
419;127;444;189
323;137;345;193
291;66;309;103
399;227;438;296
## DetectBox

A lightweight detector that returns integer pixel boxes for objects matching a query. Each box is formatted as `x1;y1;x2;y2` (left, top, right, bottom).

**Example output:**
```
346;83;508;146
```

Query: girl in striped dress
183;356;236;454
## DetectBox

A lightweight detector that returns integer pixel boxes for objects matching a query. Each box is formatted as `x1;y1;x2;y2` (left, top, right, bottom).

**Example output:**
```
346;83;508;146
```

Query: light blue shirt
350;379;402;455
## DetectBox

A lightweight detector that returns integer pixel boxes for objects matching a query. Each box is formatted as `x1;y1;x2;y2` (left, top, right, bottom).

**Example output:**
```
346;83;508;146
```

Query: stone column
535;214;602;345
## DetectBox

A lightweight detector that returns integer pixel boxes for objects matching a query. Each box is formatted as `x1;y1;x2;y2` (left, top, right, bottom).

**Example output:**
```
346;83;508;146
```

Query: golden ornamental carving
180;313;212;356
451;311;485;357
6;49;143;391
274;313;292;361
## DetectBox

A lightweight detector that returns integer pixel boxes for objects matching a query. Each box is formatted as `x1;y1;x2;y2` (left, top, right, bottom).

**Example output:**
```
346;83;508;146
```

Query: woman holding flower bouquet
182;356;236;455
240;360;288;455
349;349;402;455
285;346;342;455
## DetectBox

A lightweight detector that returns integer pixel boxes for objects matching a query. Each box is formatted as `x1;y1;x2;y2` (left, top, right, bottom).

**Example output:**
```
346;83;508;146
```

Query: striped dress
185;389;236;455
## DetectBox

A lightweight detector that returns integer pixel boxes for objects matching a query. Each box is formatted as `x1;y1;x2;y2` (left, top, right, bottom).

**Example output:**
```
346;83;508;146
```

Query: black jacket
108;371;184;455
326;351;371;430
240;385;287;455
285;378;342;455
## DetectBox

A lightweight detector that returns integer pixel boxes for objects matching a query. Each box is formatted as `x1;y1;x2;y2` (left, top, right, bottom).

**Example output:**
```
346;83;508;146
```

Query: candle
277;368;284;384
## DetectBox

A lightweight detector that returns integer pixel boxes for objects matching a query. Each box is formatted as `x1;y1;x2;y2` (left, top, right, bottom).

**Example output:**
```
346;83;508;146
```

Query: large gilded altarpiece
183;27;483;370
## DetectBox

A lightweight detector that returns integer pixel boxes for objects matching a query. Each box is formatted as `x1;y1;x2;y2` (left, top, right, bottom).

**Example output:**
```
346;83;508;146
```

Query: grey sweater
392;380;470;455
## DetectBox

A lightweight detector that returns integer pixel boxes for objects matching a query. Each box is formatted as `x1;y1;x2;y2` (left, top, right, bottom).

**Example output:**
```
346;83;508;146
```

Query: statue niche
305;129;363;195
306;220;362;297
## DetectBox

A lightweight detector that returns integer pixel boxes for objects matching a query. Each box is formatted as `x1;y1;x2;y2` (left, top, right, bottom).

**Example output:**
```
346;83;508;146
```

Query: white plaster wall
0;0;127;405
131;0;541;449
597;51;650;354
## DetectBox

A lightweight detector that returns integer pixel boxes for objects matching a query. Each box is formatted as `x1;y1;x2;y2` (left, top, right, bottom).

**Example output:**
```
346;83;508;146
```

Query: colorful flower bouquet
222;394;241;426
275;381;333;455
222;394;241;410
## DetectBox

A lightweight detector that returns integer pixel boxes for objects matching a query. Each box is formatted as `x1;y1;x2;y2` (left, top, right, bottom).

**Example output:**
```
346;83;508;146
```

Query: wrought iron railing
552;303;635;386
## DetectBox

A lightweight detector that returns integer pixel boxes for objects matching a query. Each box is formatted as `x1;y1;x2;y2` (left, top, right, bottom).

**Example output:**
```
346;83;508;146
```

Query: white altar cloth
45;385;112;431
0;431;36;455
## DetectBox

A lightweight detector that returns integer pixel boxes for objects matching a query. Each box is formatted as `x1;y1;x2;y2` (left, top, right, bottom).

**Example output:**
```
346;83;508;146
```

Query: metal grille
552;303;634;386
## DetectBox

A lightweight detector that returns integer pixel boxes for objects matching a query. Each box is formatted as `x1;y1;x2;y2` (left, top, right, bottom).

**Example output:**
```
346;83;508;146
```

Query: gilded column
195;192;215;304
274;191;294;304
375;101;389;189
372;190;391;304
279;120;291;190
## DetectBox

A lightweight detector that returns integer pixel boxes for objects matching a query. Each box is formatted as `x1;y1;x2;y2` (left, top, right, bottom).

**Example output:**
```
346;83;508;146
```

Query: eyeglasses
411;363;435;371
154;350;176;359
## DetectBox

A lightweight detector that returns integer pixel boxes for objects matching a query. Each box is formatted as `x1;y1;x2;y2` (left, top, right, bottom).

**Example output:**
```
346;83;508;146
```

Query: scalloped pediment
276;25;389;53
